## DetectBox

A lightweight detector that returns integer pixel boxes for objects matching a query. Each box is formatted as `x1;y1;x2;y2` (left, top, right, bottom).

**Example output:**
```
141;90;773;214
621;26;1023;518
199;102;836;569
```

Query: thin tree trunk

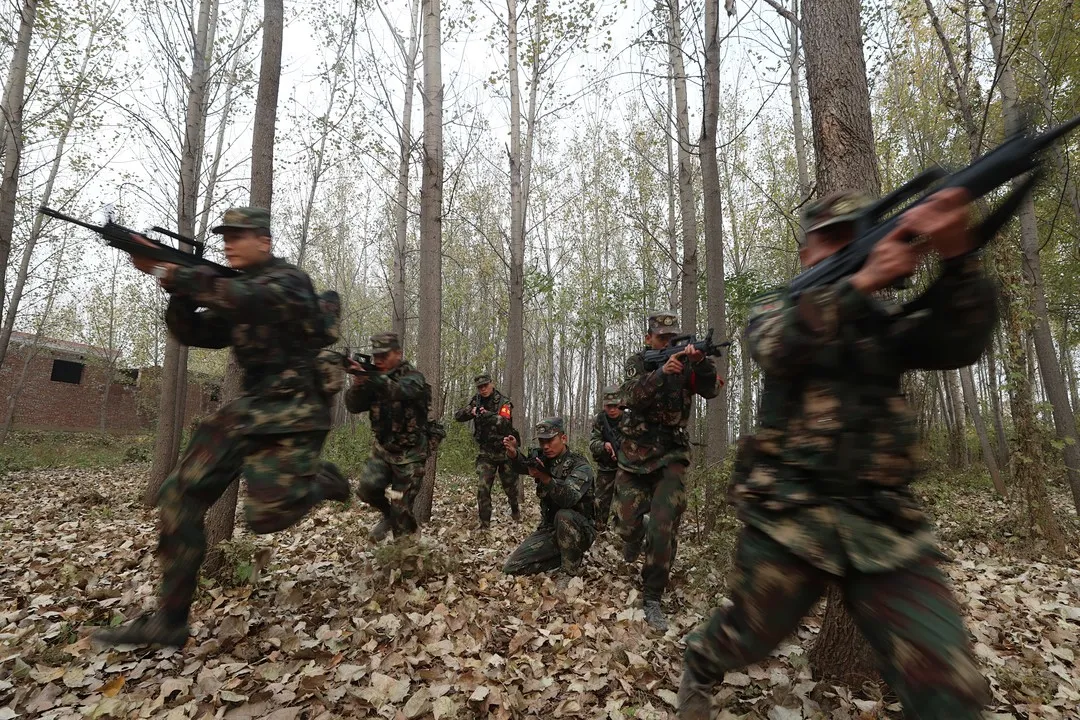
666;74;679;308
506;0;526;431
786;0;811;209
668;0;697;334
960;366;1005;494
987;333;1010;468
412;0;443;524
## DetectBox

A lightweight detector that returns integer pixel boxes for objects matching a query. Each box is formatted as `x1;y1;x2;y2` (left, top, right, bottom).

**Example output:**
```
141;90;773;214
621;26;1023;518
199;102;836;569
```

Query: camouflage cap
474;373;493;387
602;384;622;407
799;190;873;243
211;207;272;234
370;332;400;354
648;311;681;336
534;417;566;439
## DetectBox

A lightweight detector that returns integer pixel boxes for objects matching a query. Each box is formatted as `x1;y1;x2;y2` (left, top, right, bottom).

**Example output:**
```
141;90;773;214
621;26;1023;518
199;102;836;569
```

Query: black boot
369;516;392;542
316;463;350;502
676;665;713;719
92;611;189;648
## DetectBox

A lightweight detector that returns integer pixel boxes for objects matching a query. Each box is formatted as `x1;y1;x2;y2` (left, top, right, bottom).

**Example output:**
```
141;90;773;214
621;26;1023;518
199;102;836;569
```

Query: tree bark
0;0;37;336
701;0;728;478
987;333;1010;469
506;0;526;435
668;0;697;334
786;0;811;209
412;0;443;524
802;0;880;686
959;366;1005;494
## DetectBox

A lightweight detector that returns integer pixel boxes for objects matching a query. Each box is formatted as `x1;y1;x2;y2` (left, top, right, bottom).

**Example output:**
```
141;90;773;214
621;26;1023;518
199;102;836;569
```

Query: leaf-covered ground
1;467;1077;719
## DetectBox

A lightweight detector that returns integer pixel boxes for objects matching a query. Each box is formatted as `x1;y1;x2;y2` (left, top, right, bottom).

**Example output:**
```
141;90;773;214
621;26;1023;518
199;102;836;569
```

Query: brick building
0;332;219;434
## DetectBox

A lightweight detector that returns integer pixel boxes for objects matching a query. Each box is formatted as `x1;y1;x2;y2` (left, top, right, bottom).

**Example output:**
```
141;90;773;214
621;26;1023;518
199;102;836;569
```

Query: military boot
676;666;713;720
92;611;189;648
643;599;668;632
368;517;392;542
316;463;350;503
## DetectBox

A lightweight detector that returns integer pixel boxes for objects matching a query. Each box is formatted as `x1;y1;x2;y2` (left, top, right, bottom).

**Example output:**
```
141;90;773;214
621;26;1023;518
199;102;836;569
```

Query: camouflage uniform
502;418;596;577
679;193;997;719
588;384;624;530
95;207;348;647
454;374;521;526
616;312;720;625
346;332;432;539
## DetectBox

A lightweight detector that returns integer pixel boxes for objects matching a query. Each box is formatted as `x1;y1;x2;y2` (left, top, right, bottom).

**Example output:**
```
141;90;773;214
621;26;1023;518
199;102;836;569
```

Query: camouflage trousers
593;468;618;529
155;408;334;625
502;509;596;575
683;526;990;720
357;456;426;537
615;463;687;601
476;455;520;525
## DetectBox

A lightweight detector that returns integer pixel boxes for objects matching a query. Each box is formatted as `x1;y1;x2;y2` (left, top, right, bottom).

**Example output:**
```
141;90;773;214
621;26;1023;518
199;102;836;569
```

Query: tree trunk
412;0;443;525
945;369;967;466
701;0;728;478
505;0;526;433
987;333;1010;469
802;0;880;686
786;0;811;210
668;0;697;334
959;366;1005;494
666;74;679;309
981;0;1080;515
389;0;420;342
0;0;37;333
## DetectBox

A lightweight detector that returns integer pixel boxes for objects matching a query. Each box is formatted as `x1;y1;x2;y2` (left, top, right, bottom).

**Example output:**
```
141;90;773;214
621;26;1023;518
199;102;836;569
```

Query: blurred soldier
501;417;596;588
454;374;521;529
345;332;434;542
94;207;349;648
588;384;624;531
617;310;721;631
676;189;995;719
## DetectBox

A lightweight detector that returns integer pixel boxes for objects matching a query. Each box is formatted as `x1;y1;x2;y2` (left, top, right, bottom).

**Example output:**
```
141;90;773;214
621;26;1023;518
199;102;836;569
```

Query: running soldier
454;374;521;528
502;417;596;589
345;332;433;542
677;188;995;719
588;384;624;531
94;207;349;648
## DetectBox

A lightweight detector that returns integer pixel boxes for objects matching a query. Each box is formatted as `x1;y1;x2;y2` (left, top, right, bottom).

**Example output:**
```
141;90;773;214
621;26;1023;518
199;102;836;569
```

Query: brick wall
0;339;219;434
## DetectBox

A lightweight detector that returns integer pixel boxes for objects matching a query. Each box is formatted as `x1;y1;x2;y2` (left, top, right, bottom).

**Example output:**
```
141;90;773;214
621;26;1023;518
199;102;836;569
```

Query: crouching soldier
501;417;596;589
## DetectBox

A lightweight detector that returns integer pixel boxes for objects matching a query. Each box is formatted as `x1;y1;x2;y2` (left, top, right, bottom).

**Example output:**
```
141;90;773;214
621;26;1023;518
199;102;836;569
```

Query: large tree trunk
701;0;728;485
802;0;880;686
412;0;443;525
981;0;1080;515
389;0;420;343
0;0;37;335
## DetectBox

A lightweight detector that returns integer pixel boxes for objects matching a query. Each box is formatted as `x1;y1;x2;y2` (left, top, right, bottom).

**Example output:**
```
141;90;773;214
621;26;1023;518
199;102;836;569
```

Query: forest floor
1;465;1078;720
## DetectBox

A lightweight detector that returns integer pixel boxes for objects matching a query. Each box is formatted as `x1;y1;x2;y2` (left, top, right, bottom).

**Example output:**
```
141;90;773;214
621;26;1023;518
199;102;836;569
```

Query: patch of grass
205;535;259;588
323;421;482;479
0;430;153;472
372;537;458;584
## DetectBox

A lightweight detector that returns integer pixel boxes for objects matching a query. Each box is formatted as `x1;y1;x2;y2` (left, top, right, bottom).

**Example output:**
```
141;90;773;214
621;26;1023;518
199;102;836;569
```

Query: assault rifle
342;349;379;375
39;206;239;277
788;113;1080;298
641;328;731;371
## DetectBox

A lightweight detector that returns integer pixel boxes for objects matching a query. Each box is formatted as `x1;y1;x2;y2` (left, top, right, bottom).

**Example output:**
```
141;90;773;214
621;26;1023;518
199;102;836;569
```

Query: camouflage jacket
616;351;720;474
164;257;331;435
589;411;624;470
345;360;431;464
731;253;999;575
509;448;595;527
454;389;519;459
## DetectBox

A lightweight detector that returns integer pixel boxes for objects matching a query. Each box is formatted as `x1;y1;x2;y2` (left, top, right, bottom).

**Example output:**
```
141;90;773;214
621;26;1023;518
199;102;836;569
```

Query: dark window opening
51;359;84;384
209;384;221;402
120;368;139;383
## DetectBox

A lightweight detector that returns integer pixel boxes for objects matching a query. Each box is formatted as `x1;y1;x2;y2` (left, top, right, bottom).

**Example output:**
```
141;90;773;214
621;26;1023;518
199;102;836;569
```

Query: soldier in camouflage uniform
617;311;721;631
345;332;432;542
501;417;596;588
588;384;624;531
677;188;996;719
454;374;521;528
94;207;350;648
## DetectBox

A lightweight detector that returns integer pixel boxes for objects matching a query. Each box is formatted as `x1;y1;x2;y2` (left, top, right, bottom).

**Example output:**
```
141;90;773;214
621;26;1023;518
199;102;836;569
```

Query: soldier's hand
503;435;518;457
528;467;551;483
347;359;367;384
662;353;685;375
900;187;974;259
850;232;927;294
604;441;616;459
684;344;705;364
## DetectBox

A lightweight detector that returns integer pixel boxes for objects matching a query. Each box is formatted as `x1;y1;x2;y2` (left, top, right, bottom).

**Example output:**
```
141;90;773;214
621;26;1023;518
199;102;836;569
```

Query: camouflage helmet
534;417;566;439
474;373;493;387
211;207;272;234
799;190;873;244
647;311;681;336
602;384;622;407
370;332;400;354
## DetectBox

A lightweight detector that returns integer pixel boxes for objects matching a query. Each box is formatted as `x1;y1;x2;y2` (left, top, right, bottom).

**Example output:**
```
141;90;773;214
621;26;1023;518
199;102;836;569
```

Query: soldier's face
538;433;567;457
604;405;622;419
373;349;402;371
646;332;676;350
478;383;494;398
799;224;853;269
222;229;271;269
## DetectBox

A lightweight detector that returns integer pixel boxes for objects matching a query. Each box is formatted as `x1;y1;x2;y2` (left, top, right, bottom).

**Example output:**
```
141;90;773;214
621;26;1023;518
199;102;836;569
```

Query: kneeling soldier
501;418;596;588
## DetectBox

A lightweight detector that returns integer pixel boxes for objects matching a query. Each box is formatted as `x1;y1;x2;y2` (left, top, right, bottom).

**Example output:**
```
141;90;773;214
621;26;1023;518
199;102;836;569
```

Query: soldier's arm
164;296;231;349
893;254;1000;370
689;356;720;399
621;354;664;411
548;455;593;508
453;401;474;422
745;283;880;377
344;381;374;413
506;447;534;475
164;265;312;325
366;368;427;402
588;415;606;461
